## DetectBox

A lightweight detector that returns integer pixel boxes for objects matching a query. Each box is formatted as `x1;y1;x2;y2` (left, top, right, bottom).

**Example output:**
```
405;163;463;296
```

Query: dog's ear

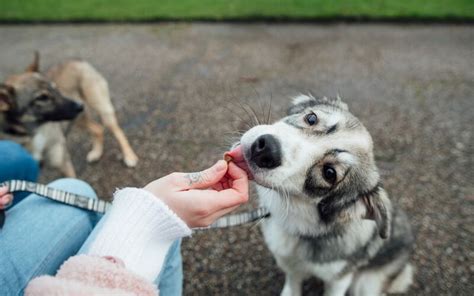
287;94;349;115
0;84;15;112
362;187;392;239
25;51;40;73
291;94;317;106
317;95;349;111
287;94;317;115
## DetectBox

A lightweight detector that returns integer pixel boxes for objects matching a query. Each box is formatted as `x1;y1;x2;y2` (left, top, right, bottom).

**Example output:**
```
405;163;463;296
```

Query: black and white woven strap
1;180;270;230
194;207;270;230
2;180;111;213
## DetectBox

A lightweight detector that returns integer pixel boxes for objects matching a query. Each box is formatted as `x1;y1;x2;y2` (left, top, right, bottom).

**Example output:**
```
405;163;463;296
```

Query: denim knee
0;141;39;205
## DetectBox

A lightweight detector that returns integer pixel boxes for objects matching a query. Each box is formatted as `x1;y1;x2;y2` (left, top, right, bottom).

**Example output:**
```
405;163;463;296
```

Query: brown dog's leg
47;136;77;178
100;112;138;167
60;158;77;178
85;117;105;163
77;112;105;163
77;63;138;167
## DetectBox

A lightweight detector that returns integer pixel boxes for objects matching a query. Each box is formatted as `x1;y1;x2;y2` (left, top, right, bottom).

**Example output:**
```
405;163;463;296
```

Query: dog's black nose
250;134;282;169
74;102;84;113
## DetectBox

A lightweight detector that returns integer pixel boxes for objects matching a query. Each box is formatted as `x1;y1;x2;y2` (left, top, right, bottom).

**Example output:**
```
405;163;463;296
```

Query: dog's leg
75;110;105;163
281;273;304;296
78;69;138;167
323;273;353;296
81;114;105;163
59;156;77;178
386;263;414;294
100;112;138;167
46;134;76;178
350;271;384;296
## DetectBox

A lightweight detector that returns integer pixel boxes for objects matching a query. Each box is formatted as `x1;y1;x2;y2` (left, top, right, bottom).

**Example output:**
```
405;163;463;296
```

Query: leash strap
1;180;111;213
194;207;270;230
0;180;270;230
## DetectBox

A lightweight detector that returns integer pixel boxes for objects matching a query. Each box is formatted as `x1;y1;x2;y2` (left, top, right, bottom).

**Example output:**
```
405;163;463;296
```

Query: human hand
0;186;13;210
144;160;249;228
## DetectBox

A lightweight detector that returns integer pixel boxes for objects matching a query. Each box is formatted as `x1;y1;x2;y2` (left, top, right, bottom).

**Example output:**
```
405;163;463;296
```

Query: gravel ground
0;24;472;295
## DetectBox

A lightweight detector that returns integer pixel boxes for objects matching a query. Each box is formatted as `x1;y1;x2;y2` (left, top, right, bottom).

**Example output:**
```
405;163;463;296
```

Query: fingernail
215;160;227;171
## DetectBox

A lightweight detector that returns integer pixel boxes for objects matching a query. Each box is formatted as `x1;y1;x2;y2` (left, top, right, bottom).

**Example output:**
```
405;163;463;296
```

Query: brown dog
1;53;138;177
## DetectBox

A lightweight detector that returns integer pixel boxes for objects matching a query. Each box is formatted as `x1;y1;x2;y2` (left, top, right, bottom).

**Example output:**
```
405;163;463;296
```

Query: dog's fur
239;95;414;296
1;53;138;176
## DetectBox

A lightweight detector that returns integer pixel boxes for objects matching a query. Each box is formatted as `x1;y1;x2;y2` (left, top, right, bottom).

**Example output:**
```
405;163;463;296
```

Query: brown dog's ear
0;84;15;112
25;51;40;73
362;186;392;239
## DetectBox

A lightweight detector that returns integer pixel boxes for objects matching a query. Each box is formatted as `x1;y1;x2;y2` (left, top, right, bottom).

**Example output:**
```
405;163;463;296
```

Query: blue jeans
0;141;39;206
0;142;183;295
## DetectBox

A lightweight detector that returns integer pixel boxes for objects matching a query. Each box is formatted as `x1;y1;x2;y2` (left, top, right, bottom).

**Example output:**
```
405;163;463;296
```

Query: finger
213;188;248;209
211;182;224;191
0;194;12;204
0;186;9;195
180;187;247;212
210;174;233;191
0;194;13;209
226;162;249;196
175;160;228;190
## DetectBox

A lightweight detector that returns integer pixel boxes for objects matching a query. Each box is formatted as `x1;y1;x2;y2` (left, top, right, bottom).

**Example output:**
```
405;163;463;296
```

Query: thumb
178;160;228;190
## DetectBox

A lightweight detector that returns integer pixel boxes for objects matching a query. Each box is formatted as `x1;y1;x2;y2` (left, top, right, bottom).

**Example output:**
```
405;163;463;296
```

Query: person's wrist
142;185;182;223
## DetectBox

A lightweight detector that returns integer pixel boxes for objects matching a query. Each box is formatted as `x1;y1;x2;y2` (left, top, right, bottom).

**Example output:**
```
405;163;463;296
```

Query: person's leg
155;239;183;296
0;141;40;206
0;178;101;295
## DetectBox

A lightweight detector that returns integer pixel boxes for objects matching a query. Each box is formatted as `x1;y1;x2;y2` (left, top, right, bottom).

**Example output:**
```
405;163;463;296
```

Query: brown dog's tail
26;51;40;73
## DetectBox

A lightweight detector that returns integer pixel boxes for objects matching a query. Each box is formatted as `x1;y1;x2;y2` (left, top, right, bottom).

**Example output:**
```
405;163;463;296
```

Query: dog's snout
74;102;84;113
250;134;281;169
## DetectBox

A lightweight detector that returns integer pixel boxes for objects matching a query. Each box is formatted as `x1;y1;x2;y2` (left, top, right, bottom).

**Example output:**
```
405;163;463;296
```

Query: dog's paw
87;150;103;163
124;153;138;167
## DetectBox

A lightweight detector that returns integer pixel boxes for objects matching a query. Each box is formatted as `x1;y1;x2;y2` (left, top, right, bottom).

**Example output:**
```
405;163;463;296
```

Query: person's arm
85;160;248;280
23;159;249;296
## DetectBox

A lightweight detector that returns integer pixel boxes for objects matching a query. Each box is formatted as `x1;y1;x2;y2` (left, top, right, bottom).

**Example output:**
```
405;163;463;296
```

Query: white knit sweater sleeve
85;188;192;281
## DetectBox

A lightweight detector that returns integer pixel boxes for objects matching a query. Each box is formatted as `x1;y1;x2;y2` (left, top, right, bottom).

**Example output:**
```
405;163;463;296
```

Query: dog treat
224;154;233;163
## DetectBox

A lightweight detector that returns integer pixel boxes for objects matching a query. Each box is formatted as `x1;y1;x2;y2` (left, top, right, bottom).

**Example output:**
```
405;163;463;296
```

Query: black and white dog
229;95;415;295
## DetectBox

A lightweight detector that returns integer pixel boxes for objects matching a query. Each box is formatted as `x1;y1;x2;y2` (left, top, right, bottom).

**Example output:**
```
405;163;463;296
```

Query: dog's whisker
219;100;254;130
266;93;273;125
219;88;253;126
242;101;263;126
236;100;260;127
250;86;268;125
226;98;258;128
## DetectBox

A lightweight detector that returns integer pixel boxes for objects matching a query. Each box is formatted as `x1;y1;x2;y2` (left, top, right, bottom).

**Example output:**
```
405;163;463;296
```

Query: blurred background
0;1;473;295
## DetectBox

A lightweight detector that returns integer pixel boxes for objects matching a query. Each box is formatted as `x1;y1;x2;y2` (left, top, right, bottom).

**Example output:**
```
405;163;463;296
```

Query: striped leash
0;180;270;230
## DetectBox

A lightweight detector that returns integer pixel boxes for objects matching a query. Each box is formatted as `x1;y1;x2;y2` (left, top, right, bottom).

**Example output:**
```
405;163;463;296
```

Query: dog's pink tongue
224;145;253;180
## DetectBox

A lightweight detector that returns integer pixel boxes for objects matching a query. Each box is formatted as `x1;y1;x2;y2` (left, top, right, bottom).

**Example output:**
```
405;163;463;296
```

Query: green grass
0;0;473;22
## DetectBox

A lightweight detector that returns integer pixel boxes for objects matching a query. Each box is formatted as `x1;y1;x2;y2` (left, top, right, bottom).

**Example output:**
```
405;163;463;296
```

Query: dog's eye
304;113;318;126
322;165;337;184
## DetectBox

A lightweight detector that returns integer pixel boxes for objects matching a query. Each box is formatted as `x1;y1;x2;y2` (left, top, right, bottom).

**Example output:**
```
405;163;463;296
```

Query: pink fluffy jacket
25;255;158;296
24;188;191;295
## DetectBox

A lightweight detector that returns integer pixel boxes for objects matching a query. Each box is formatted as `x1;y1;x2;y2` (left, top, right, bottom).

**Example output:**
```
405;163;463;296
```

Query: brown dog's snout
63;100;84;118
72;101;84;113
43;98;84;122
